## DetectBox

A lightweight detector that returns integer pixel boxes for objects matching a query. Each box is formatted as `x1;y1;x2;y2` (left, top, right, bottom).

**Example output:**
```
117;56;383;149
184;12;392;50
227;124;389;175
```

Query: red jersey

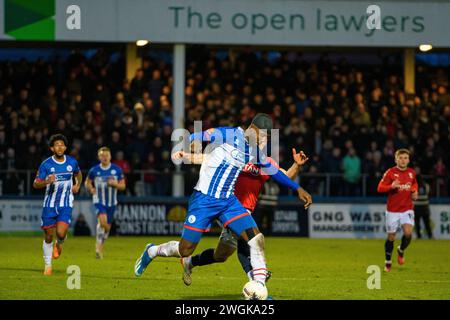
234;157;278;212
377;166;418;213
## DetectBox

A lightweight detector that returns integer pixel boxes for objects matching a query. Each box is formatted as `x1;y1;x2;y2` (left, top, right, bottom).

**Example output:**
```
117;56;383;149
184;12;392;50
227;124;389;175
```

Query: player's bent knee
179;242;196;257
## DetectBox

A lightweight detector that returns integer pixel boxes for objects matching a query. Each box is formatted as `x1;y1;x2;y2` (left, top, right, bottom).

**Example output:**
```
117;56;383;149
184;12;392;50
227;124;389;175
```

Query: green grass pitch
0;236;449;300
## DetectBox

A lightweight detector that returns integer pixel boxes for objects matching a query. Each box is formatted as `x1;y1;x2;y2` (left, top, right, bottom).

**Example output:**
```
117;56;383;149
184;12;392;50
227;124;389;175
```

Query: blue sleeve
261;161;300;191
36;162;48;180
117;167;125;180
72;158;80;174
87;167;95;180
189;127;233;144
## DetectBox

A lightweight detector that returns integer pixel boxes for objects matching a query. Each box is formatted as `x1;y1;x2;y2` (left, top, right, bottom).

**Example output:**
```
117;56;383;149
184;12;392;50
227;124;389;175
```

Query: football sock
237;239;252;274
247;234;267;283
43;240;53;265
56;236;65;246
191;248;215;267
400;235;412;251
385;239;394;261
148;241;181;258
96;224;105;245
103;231;109;241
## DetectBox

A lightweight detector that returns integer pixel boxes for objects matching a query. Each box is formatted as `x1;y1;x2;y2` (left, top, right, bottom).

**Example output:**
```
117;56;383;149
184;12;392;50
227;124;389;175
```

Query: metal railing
0;170;446;198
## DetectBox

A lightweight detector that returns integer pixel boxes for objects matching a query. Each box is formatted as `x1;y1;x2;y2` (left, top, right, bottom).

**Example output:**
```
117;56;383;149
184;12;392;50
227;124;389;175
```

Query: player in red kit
377;149;418;272
174;148;311;285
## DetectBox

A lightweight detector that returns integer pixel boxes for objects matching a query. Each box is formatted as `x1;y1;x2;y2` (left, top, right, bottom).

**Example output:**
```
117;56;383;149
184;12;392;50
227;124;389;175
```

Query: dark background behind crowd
0;46;449;197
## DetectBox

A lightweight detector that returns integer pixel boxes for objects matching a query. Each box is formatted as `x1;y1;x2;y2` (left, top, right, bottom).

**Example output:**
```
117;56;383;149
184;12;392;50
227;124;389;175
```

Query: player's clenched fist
391;179;401;189
172;151;187;161
72;184;80;194
297;187;312;209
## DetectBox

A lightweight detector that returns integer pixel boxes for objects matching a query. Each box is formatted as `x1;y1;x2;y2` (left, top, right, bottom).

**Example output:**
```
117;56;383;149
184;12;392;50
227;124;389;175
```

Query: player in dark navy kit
85;147;126;259
33;134;82;275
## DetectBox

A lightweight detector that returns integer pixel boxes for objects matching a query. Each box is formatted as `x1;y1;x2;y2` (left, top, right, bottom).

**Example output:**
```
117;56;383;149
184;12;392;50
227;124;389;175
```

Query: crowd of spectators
0;47;449;197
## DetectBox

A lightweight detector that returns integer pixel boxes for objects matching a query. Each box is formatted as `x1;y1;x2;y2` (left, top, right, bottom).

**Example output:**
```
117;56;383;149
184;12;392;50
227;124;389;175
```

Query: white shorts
385;210;415;233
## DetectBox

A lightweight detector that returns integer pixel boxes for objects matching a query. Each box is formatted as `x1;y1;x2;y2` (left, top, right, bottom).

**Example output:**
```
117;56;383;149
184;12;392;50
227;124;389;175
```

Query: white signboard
309;203;450;239
0;199;97;234
2;0;450;47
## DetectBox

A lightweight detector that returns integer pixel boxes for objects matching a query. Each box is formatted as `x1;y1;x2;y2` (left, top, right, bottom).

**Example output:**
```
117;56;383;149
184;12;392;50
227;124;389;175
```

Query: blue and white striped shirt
191;127;263;199
87;163;124;207
36;155;80;208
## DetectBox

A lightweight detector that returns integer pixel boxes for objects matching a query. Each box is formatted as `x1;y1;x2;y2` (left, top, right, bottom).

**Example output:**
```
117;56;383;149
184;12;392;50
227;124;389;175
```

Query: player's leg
384;233;396;272
219;197;269;285
95;214;109;259
53;207;72;259
181;227;237;286
42;227;55;275
41;208;56;275
135;191;212;277
397;211;414;265
134;236;199;277
237;238;254;280
384;212;400;272
94;204;108;258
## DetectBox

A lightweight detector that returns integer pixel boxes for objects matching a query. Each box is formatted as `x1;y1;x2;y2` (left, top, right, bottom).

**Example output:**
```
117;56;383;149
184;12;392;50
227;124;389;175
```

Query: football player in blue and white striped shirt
85;147;125;259
33;134;82;275
134;114;311;298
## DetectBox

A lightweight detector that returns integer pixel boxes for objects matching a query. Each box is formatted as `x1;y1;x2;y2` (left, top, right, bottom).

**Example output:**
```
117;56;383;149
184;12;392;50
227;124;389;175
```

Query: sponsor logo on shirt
243;163;260;176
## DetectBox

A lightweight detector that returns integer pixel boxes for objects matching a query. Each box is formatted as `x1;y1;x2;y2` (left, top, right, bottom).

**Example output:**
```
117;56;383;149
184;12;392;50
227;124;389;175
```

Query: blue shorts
94;204;116;224
181;191;257;243
41;207;72;230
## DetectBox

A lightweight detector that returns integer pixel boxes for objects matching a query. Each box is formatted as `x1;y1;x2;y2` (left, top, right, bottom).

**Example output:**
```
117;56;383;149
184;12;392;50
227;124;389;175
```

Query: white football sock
96;224;105;245
248;234;267;283
43;240;53;266
148;241;181;258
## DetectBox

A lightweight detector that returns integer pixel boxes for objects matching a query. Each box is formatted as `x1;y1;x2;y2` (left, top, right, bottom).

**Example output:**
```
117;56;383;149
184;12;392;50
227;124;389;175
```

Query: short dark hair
48;134;68;147
251;113;273;131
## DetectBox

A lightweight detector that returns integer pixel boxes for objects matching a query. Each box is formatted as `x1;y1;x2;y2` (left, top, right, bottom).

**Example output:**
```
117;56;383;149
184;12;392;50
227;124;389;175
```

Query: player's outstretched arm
172;151;204;165
285;148;309;179
262;161;312;209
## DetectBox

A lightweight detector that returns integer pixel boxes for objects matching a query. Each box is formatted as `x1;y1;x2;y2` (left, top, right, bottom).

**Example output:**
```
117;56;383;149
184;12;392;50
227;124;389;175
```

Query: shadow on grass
0;267;64;275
